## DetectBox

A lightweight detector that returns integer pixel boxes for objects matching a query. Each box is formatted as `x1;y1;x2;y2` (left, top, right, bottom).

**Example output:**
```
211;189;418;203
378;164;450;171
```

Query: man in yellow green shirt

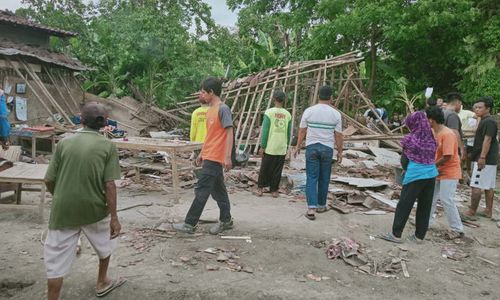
190;93;209;143
255;90;292;198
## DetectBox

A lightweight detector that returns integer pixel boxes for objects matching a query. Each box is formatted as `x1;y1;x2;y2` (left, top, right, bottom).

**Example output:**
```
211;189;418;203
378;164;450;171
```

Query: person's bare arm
451;129;465;159
105;181;121;239
223;127;234;171
335;131;344;163
293;127;307;157
45;181;55;195
478;136;492;169
436;155;451;167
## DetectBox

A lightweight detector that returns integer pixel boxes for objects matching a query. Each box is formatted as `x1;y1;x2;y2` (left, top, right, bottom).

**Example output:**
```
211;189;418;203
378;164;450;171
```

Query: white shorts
44;216;117;278
470;162;497;190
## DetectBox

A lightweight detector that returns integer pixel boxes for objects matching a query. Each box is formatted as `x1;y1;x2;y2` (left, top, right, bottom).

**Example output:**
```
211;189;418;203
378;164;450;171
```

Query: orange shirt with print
201;104;231;164
436;127;462;179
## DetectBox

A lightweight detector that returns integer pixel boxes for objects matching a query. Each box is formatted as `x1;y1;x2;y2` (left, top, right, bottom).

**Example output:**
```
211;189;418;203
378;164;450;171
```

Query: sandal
477;211;492;219
316;207;328;213
407;234;423;244
305;213;316;220
460;212;478;222
445;231;464;240
96;278;126;298
378;232;403;244
271;191;279;198
254;189;263;197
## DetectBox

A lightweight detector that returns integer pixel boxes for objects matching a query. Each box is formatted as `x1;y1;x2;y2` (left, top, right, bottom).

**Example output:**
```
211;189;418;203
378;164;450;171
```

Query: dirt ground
1;181;500;300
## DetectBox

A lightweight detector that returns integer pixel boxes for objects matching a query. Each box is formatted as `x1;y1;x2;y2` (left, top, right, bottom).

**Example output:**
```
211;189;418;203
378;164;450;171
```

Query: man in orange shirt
426;107;464;239
173;77;234;235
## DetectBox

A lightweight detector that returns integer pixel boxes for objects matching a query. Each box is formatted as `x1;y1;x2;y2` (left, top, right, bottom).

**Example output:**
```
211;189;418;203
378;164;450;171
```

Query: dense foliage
16;0;499;111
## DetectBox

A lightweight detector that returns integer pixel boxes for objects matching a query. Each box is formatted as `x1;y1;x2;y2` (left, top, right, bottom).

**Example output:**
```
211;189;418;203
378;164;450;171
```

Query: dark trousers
185;160;231;226
392;178;435;240
257;153;286;192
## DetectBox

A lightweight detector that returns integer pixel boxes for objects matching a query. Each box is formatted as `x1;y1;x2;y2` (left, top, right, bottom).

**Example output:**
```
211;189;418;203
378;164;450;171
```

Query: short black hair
367;110;379;119
426;98;437;107
201;77;222;96
81;102;108;130
445;92;463;103
318;85;332;100
475;96;494;110
273;90;286;103
425;106;445;124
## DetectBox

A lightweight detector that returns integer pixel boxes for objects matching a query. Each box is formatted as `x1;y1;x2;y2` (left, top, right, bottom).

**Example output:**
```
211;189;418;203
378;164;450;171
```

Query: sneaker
172;223;196;234
407;234;423;244
209;219;234;235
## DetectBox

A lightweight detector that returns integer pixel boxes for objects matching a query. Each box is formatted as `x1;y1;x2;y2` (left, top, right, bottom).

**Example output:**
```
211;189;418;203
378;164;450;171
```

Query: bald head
81;102;108;130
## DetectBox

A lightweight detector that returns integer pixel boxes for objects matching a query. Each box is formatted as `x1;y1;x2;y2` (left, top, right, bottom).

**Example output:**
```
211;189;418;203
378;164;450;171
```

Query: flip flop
460;212;478;222
316;207;328;213
305;213;316;220
254;189;263;197
378;233;403;244
476;211;492;219
96;278;127;298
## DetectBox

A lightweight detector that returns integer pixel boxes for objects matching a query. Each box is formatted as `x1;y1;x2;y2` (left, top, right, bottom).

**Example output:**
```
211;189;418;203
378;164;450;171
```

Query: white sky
1;0;238;27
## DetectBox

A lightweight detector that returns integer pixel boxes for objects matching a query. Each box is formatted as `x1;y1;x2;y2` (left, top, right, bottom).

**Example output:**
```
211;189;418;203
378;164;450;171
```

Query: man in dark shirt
443;93;465;158
463;97;498;220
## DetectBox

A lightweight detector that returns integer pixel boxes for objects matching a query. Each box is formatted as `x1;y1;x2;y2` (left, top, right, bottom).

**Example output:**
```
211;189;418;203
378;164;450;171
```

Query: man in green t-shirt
255;90;292;198
44;102;125;299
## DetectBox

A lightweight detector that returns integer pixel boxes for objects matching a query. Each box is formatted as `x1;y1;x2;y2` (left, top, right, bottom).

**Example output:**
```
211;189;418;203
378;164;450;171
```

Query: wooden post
5;58;58;122
289;68;299;148
19;60;74;124
234;87;251;143
244;76;273;151
46;70;76;114
170;150;180;203
54;70;80;110
237;87;259;150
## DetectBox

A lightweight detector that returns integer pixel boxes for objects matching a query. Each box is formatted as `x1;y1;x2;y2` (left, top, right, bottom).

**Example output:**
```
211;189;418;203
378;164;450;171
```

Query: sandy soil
1;183;500;300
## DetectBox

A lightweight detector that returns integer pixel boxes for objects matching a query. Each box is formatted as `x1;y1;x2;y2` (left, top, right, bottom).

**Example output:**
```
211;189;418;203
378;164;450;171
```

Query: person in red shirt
426;107;464;239
173;77;234;235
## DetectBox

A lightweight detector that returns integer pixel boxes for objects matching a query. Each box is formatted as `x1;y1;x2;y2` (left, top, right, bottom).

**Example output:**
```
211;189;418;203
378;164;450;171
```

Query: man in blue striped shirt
293;86;343;220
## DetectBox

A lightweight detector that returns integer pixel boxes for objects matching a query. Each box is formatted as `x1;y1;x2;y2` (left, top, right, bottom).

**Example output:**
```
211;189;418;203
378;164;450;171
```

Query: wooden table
112;138;203;200
11;129;57;158
0;163;48;222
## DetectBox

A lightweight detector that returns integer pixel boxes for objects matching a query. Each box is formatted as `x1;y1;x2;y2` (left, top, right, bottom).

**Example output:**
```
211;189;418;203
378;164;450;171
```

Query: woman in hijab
381;111;438;243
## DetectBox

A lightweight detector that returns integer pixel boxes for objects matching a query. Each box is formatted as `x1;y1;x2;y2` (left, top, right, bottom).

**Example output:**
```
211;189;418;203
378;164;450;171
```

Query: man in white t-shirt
293;86;343;220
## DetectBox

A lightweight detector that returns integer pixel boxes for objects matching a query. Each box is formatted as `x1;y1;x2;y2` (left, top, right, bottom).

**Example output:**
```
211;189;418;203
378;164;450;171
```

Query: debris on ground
324;237;410;279
441;246;470;261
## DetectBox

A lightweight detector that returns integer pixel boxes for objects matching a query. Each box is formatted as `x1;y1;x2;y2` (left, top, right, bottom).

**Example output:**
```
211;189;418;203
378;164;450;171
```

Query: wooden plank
0;163;48;181
237;86;259;150
19;59;74;124
55;70;81;110
45;70;75;114
112;138;203;152
5;58;58;122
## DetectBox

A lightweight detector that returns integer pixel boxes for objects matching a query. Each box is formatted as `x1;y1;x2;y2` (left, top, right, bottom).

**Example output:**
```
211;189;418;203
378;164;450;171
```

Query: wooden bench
0;163;48;222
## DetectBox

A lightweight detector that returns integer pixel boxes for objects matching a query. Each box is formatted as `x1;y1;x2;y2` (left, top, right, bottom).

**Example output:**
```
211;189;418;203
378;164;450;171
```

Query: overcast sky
1;0;238;27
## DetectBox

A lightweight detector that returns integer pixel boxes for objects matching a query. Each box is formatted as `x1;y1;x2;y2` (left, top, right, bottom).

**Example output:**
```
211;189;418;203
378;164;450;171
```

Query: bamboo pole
252;72;281;155
220;58;364;98
5;58;58;123
19;60;74;124
54;70;80;110
45;70;75;114
289;68;299;148
234;87;252;143
351;82;392;133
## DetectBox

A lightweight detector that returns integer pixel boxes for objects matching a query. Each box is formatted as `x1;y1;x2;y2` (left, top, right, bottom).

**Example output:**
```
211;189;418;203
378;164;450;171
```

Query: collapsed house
181;51;401;152
0;10;87;126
